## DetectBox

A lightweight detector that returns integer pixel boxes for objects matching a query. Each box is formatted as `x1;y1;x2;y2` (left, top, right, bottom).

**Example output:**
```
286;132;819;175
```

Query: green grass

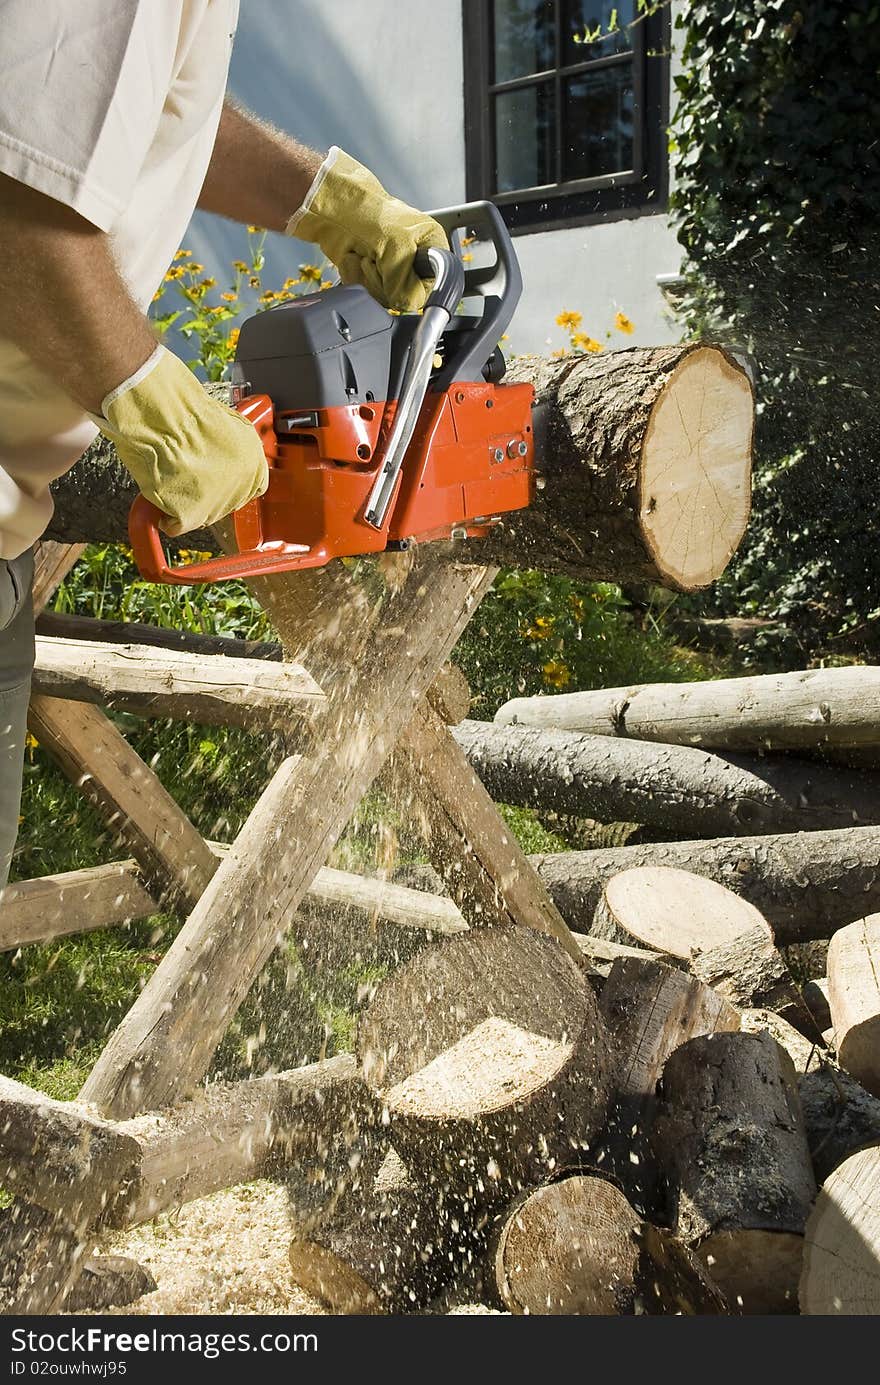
6;546;725;1101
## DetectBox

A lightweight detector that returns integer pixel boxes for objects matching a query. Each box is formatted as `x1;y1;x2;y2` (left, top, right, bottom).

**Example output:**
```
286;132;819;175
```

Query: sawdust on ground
97;1182;327;1316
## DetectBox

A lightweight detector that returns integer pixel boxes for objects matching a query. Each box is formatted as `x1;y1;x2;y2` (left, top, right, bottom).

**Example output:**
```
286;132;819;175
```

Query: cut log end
493;1176;726;1315
357;925;610;1189
639;347;752;591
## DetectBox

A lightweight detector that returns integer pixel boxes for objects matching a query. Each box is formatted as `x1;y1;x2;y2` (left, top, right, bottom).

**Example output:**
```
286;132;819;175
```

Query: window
463;1;669;233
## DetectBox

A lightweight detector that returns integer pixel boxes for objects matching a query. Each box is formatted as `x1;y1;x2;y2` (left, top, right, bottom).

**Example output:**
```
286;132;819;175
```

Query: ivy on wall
670;0;880;645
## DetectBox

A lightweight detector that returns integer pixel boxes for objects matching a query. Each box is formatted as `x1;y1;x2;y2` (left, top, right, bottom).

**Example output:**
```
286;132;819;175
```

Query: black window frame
463;0;670;235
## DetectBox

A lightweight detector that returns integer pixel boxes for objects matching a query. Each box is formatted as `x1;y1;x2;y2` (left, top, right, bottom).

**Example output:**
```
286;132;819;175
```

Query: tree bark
45;345;754;592
31;636;323;733
530;825;880;945
497;665;880;754
598;958;739;1212
489;1176;726;1315
357;925;610;1195
798;1065;880;1183
451;719;880;837
287;1153;484;1314
653;1031;817;1314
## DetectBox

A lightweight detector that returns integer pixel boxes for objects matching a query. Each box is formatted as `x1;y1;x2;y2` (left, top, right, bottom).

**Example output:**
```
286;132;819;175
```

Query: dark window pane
494;82;555;191
562;0;636;63
493;0;555;82
563;65;634;179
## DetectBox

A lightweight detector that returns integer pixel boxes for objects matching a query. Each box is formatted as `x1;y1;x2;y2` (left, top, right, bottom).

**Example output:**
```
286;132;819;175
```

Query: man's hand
198;103;447;313
90;346;268;536
286;149;448;313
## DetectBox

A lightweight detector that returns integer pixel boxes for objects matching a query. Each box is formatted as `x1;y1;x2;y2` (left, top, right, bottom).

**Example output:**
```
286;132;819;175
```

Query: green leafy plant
670;0;880;650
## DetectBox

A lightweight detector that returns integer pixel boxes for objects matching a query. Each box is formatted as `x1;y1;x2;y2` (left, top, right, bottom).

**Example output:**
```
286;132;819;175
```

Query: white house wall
182;0;683;354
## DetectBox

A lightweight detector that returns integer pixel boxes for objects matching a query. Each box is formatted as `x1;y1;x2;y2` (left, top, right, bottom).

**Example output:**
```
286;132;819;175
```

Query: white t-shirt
0;0;239;559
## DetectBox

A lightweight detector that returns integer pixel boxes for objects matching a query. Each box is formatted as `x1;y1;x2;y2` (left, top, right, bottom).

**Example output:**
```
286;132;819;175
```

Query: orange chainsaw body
130;379;535;585
128;202;535;585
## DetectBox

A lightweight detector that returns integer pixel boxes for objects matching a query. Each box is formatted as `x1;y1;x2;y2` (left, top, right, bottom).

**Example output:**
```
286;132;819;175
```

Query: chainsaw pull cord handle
363;245;465;530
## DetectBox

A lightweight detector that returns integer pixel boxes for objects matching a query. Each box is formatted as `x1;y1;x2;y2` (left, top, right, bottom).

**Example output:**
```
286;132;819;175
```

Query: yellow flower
615;311;635;335
188;263;205;274
25;732;38;750
226;328;240;348
542;659;571;689
569;594;586;622
461;252;473;263
220;291;237;302
572;332;603;353
556;310;582;329
299;263;322;282
282;277;301;290
523;615;555;641
248;276;261;289
259;290;278;303
164;265;185;281
551;347;569;359
461;234;476;247
151;289;163;303
247;225;263;234
198;277;216;290
320;279;333;290
174;248;192;260
233;260;249;273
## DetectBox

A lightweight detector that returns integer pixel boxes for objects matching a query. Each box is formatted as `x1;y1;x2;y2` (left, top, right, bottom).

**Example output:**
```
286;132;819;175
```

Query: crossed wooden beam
1;536;578;1312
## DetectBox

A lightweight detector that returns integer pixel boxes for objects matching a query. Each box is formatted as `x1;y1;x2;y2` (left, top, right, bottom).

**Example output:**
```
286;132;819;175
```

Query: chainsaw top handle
424;201;522;390
414;245;466;317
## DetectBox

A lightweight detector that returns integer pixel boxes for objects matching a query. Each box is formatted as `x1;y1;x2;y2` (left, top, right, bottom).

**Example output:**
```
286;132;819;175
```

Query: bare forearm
197;98;324;231
0;175;156;415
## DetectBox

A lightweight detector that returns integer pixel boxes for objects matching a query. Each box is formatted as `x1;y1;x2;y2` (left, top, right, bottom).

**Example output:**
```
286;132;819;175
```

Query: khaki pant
0;547;34;889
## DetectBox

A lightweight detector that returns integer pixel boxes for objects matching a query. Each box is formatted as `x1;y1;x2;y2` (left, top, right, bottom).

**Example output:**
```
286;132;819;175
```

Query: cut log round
653;1031;817;1313
530;825;880;946
688;922;810;1033
451;720;880;838
357;925;610;1193
46;345;754;592
595;866;772;958
491;1175;726;1315
800;1145;880;1314
598;958;739;1211
496;666;880;754
827;913;880;1096
288;1152;480;1314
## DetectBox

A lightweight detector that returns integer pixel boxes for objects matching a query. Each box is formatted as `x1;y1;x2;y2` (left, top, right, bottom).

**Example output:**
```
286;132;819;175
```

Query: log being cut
46;345;753;592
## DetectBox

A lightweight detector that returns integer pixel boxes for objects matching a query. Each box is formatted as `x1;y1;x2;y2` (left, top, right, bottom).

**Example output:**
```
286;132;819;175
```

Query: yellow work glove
89;345;269;537
287;147;448;312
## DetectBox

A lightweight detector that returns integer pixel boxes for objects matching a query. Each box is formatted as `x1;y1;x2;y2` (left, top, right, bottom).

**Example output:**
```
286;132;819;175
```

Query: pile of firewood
288;872;880;1315
284;666;880;1315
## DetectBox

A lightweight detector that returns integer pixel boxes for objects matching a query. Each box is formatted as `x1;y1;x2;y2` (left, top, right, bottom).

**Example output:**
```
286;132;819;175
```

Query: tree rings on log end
601;865;772;959
639;346;753;592
493;1176;726;1315
357;925;610;1191
799;1145;880;1315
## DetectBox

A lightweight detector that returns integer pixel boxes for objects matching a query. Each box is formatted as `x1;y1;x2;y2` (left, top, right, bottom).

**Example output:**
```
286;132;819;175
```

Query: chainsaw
128;202;535;585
